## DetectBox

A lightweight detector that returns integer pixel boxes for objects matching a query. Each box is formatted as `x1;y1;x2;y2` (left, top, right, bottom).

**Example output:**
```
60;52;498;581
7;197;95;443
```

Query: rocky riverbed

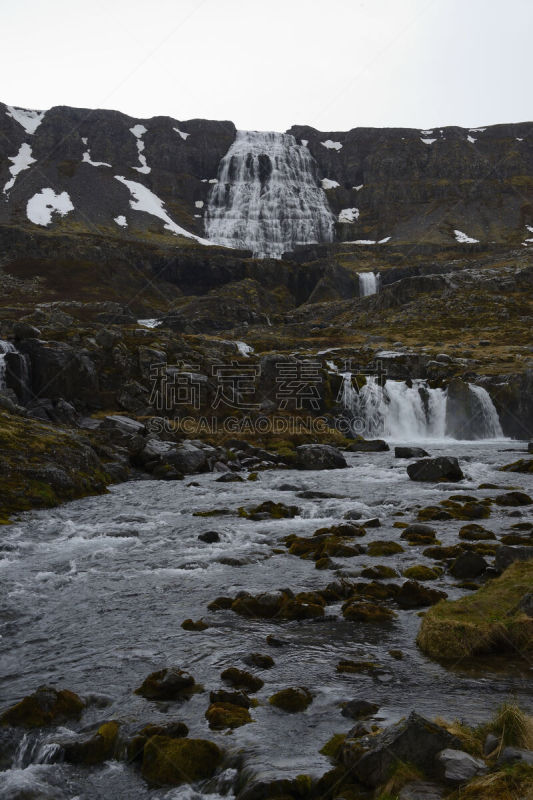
0;441;532;799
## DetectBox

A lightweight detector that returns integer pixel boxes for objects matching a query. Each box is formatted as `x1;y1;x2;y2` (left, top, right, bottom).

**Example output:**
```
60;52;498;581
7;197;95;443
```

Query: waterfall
204;130;335;258
341;375;502;441
0;340;16;391
358;272;380;297
469;385;504;438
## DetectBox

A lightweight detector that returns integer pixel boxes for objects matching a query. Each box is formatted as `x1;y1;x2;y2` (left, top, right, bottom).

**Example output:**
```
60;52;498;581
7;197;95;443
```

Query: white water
205;131;335;258
358;271;380;296
342;375;502;441
0;340;16;391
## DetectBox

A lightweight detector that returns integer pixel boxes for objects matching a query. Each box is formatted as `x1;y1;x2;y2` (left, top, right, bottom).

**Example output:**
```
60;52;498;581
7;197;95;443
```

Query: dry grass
488;701;533;750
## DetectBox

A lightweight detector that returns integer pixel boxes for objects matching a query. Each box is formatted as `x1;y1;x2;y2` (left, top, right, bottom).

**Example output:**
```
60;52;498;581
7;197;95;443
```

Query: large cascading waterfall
341;375;503;441
204;131;335;258
358;272;380;297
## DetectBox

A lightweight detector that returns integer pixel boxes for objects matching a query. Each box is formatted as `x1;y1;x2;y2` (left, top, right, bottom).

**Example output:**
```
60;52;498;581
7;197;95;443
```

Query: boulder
395;446;429;458
407;457;464;482
396;581;447;609
347;440;390;452
341;700;379;719
436;748;487;783
496;746;533;766
61;720;119;765
450;552;488;579
141;736;223;786
349;711;461;788
13;321;41;340
269;687;312;712
295;444;347;469
198;531;220;543
134;667;195;700
494;491;532;506
0;686;85;728
221;668;264;692
494;545;533;572
399;782;445;799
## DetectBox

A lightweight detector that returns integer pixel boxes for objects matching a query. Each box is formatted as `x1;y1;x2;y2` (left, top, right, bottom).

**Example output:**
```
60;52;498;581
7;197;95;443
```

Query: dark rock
396;581;447;608
437;748;487;783
494;491;532;506
361;517;381;528
395;446;429;458
209;689;250;709
221;668;264;692
216;473;244;483
141;736;223;786
135;667;195;700
483;733;499;755
347;439;389;452
407;457;464;482
399;782;445;799
341;700;379;719
0;686;85;728
349;711;461;787
198;531;220;543
243;653;274;669
343;509;363;520
269;687;312;712
496;746;533;766
495;545;533;572
450;552;488;579
295;444;347;469
61;720;120;765
13;322;41;340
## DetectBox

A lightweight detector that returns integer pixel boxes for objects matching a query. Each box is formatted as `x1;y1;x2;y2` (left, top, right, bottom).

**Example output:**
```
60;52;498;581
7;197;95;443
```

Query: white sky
2;0;531;132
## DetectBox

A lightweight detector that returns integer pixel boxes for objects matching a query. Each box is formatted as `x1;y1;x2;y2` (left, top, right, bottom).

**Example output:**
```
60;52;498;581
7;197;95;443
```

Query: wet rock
367;541;404;556
459;524;496;541
221;668;264;693
336;660;381;675
418;506;453;521
349;711;461;787
395;446;429;458
436;748;487;783
361;565;397;579
216;473;244;483
347;440;390;452
240;501;299;519
342;602;397;622
205;701;252;729
135;668;196;700
341;700;380;719
210;689;250;709
362;517;381;528
450;552;487;579
344;509;363;520
141;736;223;786
407;457;464;482
0;686;85;728
198;530;220;543
266;634;288;648
62;720;120;765
127;721;189;762
295;444;348;469
243;653;275;669
207;596;233;610
269;687;312;712
401;524;438;545
495;544;533;572
181;619;209;631
494;491;532;506
396;581;447;608
483;733;499;755
402;565;440;581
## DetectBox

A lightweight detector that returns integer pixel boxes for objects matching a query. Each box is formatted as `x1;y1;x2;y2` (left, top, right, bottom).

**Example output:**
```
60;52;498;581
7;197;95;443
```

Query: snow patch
467;135;476;144
82;138;111;168
174;127;190;141
195;200;204;209
517;137;524;142
420;129;433;135
321;139;342;151
130;125;150;174
26;188;74;226
235;341;254;357
6;106;46;135
454;229;479;244
321;178;339;190
114;215;127;227
469;127;486;133
338;207;359;223
353;184;364;191
301;139;308;147
420;138;436;145
114;176;212;245
137;318;162;328
3;143;35;194
378;236;391;243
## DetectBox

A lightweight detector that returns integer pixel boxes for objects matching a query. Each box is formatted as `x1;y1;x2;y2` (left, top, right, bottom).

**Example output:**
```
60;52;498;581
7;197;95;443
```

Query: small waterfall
358;272;380;297
0;340;16;391
469;385;504;438
205;130;335;258
341;375;502;441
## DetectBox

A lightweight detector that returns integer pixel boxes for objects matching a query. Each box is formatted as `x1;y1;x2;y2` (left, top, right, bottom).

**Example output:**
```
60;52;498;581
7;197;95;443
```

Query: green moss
417;561;533;660
141;736;223;786
181;619;209;631
0;687;85;728
403;565;440;581
320;733;346;759
269;687;313;713
367;541;404;556
342;602;397;622
205;702;252;729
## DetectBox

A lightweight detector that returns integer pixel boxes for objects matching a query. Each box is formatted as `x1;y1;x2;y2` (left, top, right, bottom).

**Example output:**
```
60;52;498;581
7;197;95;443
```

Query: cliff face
288;123;533;246
0;102;235;239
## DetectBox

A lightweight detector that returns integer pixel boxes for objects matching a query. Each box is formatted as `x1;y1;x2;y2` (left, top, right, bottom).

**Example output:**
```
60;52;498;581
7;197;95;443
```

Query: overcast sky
2;0;531;131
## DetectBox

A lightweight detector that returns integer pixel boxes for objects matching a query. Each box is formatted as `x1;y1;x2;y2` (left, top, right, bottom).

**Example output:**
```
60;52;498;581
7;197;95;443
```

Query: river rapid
0;441;532;799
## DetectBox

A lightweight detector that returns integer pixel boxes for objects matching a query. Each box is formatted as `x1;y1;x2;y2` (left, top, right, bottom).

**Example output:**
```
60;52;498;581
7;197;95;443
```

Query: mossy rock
402;565;440;581
361;565;397;579
320;733;346;760
418;560;533;660
135;667;196;700
342;601;397;622
243;652;275;669
221;668;264;693
63;720;120;765
207;596;234;611
127;721;189;762
500;459;533;474
459;524;496;541
417;506;453;522
0;686;85;728
336;660;380;675
367;541;404;556
440;500;491;520
239;501;299;520
205;701;252;729
141;736;223;786
313;523;366;538
269;688;313;713
181;619;209;631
